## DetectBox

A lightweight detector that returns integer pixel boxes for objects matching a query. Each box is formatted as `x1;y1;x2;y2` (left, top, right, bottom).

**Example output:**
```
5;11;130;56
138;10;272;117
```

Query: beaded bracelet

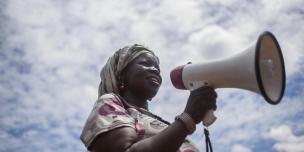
175;112;196;134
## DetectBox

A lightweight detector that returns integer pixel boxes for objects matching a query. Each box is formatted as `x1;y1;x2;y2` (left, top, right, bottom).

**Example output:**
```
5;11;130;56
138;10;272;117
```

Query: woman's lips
147;76;160;85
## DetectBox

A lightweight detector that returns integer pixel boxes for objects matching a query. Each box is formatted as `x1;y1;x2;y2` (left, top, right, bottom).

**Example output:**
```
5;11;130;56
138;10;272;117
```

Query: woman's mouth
147;76;160;86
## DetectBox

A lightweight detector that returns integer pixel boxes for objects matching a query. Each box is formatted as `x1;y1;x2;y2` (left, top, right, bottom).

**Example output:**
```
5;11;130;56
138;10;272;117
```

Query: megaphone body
170;31;286;126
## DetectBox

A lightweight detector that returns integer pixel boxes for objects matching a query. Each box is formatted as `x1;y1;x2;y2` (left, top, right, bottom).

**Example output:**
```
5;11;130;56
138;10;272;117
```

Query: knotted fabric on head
98;44;159;97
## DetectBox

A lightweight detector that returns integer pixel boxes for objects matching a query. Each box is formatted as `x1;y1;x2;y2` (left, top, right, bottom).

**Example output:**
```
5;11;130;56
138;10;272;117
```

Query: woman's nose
149;66;160;74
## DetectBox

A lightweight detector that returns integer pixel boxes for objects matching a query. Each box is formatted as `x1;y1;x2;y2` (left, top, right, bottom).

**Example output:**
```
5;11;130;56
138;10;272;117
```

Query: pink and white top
81;93;199;152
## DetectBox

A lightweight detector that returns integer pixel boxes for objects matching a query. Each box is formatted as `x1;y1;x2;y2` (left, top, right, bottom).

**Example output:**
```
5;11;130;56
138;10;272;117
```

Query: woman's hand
184;86;217;124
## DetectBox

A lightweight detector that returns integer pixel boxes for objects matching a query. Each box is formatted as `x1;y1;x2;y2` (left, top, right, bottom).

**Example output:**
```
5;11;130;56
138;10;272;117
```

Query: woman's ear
118;71;127;92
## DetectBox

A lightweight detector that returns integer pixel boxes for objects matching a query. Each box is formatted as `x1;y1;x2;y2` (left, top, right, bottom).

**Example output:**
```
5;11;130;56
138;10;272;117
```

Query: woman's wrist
175;112;196;134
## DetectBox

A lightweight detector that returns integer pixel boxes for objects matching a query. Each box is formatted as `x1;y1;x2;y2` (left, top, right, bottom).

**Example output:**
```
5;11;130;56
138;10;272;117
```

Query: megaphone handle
202;110;217;127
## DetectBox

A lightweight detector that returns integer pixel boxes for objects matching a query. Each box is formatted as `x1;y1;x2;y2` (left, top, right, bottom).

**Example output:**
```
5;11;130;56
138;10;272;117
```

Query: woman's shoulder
98;93;118;100
97;93;125;108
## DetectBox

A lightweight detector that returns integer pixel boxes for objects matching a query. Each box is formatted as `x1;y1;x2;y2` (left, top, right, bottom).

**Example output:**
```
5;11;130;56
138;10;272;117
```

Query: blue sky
1;0;304;151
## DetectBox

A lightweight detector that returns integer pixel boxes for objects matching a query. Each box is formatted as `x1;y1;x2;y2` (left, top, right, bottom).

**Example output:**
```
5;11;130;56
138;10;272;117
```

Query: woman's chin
146;88;159;100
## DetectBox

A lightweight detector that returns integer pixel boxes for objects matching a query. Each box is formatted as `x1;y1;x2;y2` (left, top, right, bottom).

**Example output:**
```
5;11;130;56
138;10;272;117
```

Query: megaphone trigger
202;110;217;127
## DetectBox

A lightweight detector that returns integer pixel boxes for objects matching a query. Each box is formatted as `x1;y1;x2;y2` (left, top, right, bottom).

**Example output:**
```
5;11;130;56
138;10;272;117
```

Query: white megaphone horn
170;31;286;126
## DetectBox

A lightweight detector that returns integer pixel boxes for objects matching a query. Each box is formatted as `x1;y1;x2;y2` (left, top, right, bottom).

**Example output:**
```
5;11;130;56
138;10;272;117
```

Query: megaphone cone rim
255;31;286;105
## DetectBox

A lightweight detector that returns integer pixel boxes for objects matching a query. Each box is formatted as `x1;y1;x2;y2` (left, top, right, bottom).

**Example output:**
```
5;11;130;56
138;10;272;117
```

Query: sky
0;0;304;151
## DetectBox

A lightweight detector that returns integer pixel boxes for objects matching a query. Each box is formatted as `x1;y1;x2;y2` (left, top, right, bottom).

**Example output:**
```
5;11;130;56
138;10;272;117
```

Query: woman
81;44;217;152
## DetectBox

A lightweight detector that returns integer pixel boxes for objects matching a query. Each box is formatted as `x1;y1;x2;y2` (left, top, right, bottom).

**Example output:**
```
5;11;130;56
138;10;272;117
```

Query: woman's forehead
135;52;159;63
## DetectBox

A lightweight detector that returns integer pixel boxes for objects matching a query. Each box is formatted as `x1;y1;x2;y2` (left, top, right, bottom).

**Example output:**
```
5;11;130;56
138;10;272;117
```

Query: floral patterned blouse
80;93;199;152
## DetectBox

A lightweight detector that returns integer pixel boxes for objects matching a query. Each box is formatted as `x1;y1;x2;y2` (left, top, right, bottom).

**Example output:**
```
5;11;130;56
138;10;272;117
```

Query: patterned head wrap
98;44;159;97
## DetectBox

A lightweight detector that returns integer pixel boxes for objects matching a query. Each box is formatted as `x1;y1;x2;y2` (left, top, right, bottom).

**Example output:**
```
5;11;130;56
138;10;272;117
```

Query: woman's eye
139;61;149;66
138;61;160;71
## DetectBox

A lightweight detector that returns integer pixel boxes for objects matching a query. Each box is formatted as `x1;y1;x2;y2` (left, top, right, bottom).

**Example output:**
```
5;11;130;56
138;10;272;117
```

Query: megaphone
170;31;286;126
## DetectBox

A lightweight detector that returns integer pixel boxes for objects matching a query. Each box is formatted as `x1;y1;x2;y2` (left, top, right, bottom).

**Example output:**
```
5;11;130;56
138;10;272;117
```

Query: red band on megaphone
170;65;187;89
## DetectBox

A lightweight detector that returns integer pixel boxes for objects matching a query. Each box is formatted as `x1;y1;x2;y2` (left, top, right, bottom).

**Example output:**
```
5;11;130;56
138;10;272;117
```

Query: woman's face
121;53;162;100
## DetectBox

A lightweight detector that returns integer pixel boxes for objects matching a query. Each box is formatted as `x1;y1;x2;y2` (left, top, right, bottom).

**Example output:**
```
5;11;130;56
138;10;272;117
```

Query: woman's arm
91;120;188;152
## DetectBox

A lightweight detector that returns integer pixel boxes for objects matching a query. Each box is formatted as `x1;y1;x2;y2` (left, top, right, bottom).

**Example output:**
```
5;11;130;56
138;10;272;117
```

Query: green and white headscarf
98;44;159;97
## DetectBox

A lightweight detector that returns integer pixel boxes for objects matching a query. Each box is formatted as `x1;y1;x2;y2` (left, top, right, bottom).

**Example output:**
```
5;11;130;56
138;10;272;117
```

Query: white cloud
231;144;252;152
1;0;304;151
183;25;247;61
266;125;304;152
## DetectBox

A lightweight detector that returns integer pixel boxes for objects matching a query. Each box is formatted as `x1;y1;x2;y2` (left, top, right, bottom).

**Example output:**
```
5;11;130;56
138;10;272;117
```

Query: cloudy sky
1;0;304;151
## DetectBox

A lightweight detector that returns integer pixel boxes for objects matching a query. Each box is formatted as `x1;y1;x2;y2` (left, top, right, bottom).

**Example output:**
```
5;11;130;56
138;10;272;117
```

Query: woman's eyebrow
147;57;158;63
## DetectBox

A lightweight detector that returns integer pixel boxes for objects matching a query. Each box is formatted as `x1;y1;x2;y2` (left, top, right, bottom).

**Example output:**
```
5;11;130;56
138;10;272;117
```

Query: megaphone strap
204;128;213;152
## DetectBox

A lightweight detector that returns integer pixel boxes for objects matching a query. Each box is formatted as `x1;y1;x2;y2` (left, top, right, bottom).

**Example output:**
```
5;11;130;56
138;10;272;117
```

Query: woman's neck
121;91;148;110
